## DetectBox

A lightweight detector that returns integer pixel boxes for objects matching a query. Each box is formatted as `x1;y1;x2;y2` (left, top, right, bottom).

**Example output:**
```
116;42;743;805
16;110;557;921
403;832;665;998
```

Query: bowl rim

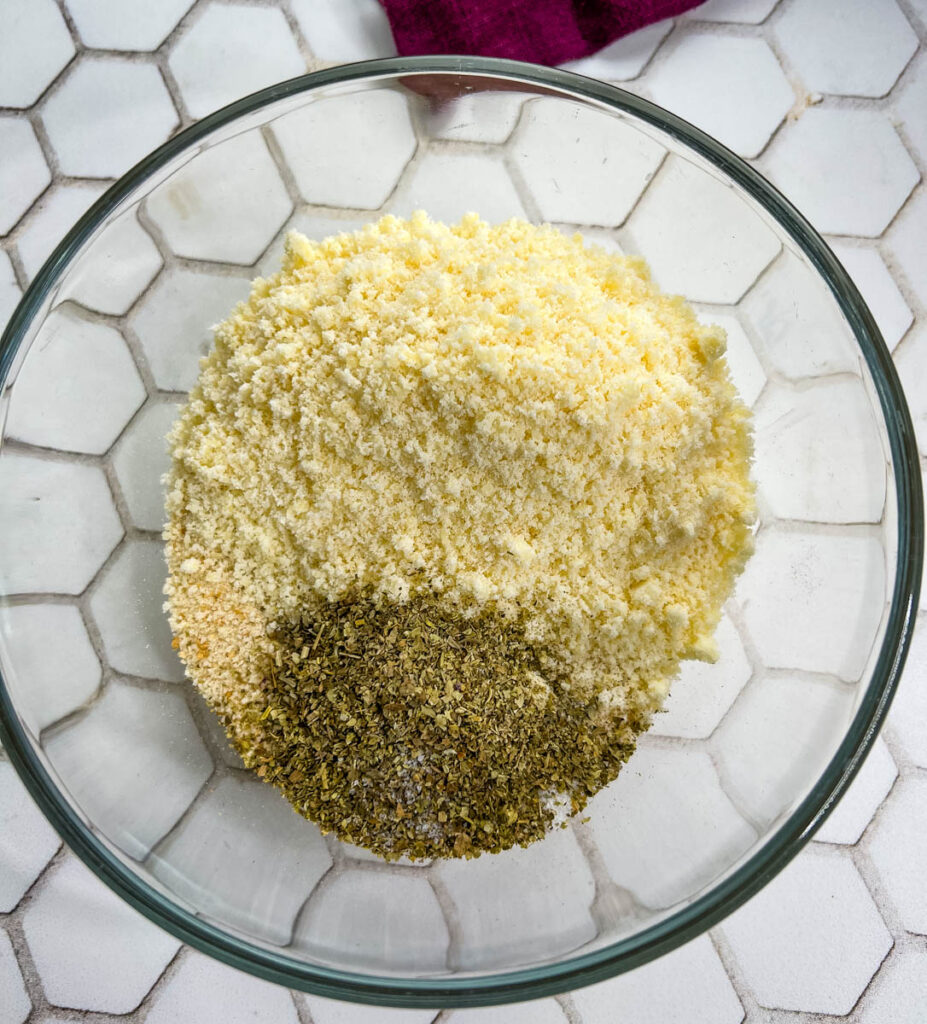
0;55;922;1008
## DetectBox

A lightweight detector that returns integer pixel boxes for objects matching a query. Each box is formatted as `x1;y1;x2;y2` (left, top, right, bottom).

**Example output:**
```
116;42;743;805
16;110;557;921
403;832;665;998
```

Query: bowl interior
0;66;903;1000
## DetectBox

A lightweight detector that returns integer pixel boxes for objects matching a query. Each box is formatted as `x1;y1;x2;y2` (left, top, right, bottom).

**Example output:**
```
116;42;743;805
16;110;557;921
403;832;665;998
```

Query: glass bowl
0;57;921;1008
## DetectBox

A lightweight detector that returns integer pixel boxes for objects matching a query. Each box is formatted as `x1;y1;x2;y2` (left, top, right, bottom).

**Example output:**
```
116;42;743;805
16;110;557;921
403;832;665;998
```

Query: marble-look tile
0;0;74;108
5;312;145;455
150;774;331;945
0;761;61;912
738;529;884;679
42;58;178;179
814;738;897;845
0;117;51;234
562;20;672;81
887;618;927;767
445;1000;567;1023
168;2;305;119
0;930;30;1024
695;310;766;407
389;152;525;224
146;133;291;265
896;54;927;163
301;996;436;1024
885;188;927;311
572;935;744;1024
429;92;524;145
740;251;857;378
690;0;779;22
16;182;108;282
715;676;855;827
893;325;927;458
290;0;396;61
856;946;927;1023
0;454;122;595
511;98;664;226
645;35;792;158
829;243;912;351
273;89;416;210
762;110;918;237
44;683;211;860
753;379;886;523
112;401;181;531
89;539;185;682
64;0;195;51
774;0;917;99
0;604;100;733
63;211;162;316
625;156;780;303
436;827;595;970
585;745;755;907
131;266;250;391
296;870;448;972
868;777;927;934
146;950;299;1024
721;849;891;1014
651;615;752;739
0;250;22;330
22;856;181;1012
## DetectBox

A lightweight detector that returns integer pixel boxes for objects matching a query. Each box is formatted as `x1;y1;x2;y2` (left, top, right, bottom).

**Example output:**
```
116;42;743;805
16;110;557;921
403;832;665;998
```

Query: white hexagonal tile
814;737;897;845
257;211;372;277
429;91;524;145
296;870;448;972
691;0;779;22
651;615;752;739
511;98;664;226
169;2;305;120
146;950;299;1024
856;946;927;1024
0;604;100;733
150;774;331;945
715;676;855;827
290;0;396;61
6;312;145;455
753;379;886;524
885;188;926;312
0;250;22;331
562;20;672;81
694;310;765;407
0;930;30;1024
738;529;885;679
830;243;912;351
585;745;754;908
272;89;415;210
435;827;595;970
22;855;181;1012
61;211;162;316
332;838;429;868
625;156;780;303
0;117;51;234
16;182;107;282
42;58;178;179
869;777;927;934
740;251;857;378
572;934;743;1024
146;132;292;265
131;267;251;391
721;849;891;1014
0;454;122;595
887;617;927;767
90;539;185;682
65;0;195;51
112;401;180;532
645;35;792;158
762;110;918;237
389;152;525;224
893;326;927;458
0;0;74;109
301;996;435;1024
0;761;60;911
45;683;211;859
446;1000;567;1024
896;55;927;164
774;0;917;99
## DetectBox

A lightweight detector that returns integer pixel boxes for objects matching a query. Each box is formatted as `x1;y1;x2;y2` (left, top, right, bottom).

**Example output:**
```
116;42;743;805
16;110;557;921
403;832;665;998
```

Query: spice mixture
165;212;755;860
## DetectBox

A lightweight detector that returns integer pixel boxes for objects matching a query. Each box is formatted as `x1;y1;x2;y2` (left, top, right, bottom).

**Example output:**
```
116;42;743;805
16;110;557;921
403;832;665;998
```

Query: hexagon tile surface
0;3;926;1023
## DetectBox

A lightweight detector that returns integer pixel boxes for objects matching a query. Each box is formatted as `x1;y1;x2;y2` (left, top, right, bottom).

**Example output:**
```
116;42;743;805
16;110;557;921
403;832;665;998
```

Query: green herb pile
226;594;643;860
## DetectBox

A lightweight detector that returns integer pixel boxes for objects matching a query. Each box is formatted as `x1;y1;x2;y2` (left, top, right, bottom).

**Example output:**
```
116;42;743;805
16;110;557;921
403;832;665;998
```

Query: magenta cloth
378;0;704;65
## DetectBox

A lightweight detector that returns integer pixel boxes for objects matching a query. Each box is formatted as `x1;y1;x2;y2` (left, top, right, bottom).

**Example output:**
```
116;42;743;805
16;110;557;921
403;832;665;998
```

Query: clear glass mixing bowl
0;58;921;1008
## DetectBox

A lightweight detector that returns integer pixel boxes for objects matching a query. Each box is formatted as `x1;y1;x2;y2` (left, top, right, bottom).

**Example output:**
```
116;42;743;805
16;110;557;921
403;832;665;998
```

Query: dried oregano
224;593;645;860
